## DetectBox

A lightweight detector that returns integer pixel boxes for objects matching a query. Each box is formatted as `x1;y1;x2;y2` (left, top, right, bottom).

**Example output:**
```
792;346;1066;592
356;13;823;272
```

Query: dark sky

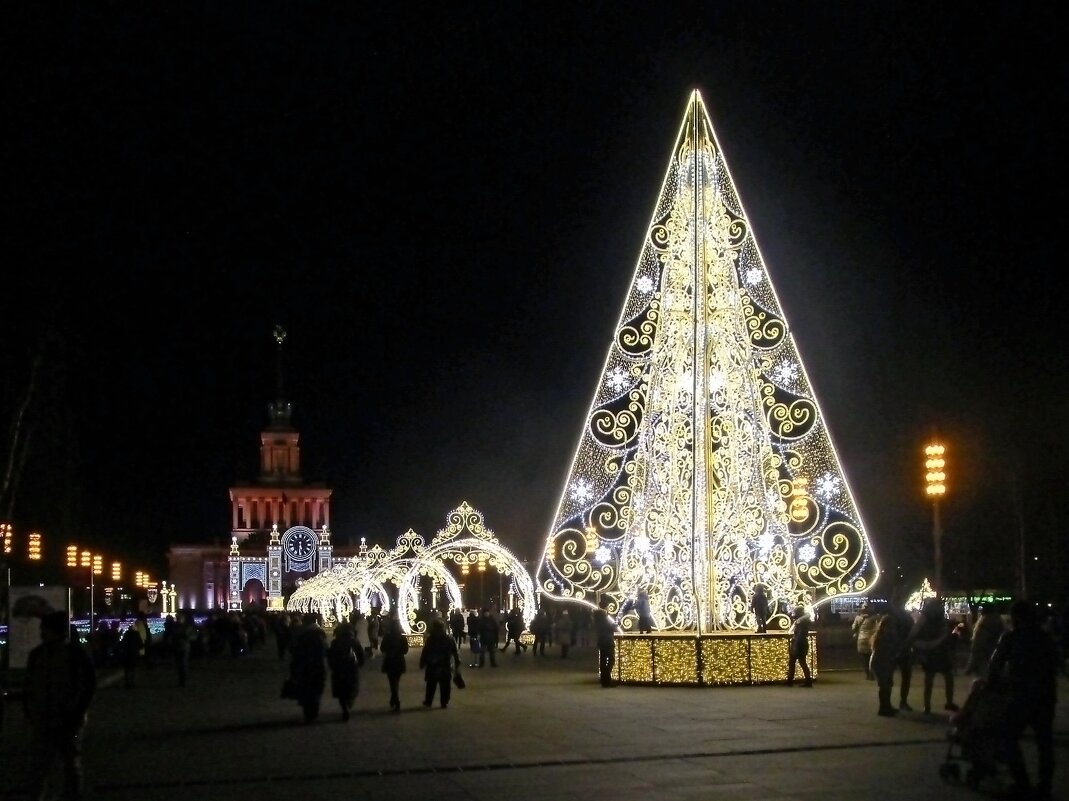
4;4;1065;593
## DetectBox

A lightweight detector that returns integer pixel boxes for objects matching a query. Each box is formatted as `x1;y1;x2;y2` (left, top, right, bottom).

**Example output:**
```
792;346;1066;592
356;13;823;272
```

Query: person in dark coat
118;623;142;689
379;612;409;711
889;587;916;711
594;597;619;687
289;613;328;722
786;605;813;687
477;608;499;667
988;599;1059;799
634;589;654;633
327;621;365;721
751;586;770;633
23;610;97;801
419;617;461;708
906;597;958;713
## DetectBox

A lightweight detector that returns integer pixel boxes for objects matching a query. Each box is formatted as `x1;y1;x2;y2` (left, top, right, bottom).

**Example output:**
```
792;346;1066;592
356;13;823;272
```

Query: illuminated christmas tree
538;90;879;633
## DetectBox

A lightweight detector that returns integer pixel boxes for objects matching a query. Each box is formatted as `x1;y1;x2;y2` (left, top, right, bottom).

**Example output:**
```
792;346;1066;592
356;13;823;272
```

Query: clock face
286;531;315;559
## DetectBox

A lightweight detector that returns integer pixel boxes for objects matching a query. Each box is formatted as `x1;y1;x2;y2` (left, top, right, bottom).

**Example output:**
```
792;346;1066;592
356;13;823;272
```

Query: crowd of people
10;591;1065;801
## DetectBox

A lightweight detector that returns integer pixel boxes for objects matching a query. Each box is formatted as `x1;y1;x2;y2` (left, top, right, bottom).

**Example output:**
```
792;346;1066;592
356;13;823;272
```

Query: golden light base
613;631;818;686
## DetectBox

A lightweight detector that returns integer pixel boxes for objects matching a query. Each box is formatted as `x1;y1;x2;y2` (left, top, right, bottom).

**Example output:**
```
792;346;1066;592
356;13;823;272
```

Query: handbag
452;670;466;689
280;678;297;699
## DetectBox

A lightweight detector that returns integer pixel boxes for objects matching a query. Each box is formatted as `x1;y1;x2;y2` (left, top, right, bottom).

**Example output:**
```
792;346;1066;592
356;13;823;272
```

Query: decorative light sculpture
287;502;537;635
538;90;879;634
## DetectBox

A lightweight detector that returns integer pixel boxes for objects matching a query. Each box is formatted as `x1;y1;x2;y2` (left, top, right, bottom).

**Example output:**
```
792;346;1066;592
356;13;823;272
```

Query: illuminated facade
537;91;878;682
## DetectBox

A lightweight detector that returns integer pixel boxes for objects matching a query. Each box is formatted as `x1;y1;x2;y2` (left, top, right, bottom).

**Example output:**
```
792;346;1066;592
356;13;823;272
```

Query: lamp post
924;441;947;592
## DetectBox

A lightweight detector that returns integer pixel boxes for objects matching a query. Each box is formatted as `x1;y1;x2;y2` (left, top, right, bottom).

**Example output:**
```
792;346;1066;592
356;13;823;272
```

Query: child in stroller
939;676;1011;788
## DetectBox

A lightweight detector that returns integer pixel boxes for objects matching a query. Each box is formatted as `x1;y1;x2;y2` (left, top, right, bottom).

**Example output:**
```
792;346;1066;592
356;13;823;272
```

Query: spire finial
267;325;293;429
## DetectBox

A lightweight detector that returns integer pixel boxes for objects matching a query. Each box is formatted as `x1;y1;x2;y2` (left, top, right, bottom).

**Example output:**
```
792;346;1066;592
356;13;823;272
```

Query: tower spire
267;324;292;430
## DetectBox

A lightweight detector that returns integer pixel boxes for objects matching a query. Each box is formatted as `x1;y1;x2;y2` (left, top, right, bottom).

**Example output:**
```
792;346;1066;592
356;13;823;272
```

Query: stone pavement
2;636;1066;801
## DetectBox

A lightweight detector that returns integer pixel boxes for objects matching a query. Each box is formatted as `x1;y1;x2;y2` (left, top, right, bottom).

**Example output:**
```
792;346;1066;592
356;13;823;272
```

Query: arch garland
286;501;537;634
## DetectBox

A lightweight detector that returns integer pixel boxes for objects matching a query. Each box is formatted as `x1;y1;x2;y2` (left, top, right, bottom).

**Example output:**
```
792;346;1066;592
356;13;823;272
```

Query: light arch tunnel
285;510;538;636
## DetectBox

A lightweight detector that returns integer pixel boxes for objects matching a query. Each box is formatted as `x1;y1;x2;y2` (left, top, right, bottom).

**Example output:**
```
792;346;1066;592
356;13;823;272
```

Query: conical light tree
537;90;879;633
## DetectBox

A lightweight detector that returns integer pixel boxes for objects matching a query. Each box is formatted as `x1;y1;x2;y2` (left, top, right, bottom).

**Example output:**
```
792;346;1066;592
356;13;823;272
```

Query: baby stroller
938;677;1011;789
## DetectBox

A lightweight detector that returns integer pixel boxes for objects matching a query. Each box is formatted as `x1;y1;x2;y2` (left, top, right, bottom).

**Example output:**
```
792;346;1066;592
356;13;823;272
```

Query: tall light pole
924;441;947;593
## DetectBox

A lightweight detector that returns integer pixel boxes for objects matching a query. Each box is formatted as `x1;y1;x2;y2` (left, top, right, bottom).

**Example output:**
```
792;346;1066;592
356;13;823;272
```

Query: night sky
4;5;1065;595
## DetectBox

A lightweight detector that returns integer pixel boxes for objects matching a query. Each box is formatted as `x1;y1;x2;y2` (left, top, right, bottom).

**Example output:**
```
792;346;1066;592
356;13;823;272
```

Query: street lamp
78;549;97;625
924;441;947;592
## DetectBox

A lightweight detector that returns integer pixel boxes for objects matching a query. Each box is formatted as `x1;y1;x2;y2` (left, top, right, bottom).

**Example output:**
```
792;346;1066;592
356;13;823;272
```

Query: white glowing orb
798;544;817;563
745;267;763;286
636;275;655;294
595;545;612;564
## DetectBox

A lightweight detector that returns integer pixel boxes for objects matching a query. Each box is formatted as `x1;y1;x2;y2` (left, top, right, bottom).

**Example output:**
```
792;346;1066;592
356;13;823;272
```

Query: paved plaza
2;635;1066;801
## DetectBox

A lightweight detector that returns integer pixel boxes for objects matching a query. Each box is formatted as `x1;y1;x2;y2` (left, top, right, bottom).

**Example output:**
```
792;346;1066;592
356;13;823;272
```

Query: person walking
786;605;813;687
987;599;1058;800
367;612;381;658
289;613;328;723
23;610;97;801
502;608;526;654
594;597;619;687
889;587;916;711
169;611;194;687
477;608;499;668
851;602;879;679
869;614;901;716
750;585;770;633
449;607;466;645
379;612;409;711
531;608;549;656
327;621;365;721
466;609;480;652
419;617;461;709
271;613;292;661
118;622;142;689
559;609;573;658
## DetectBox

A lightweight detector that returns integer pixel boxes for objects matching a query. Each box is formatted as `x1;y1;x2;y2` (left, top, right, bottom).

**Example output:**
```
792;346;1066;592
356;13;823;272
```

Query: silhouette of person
634;589;654;634
786;605;813;687
988;599;1058;799
419;617;461;708
289;613;328;722
907;597;958;714
379;612;409;711
750;586;770;633
594;597;619;687
23;610;97;801
327;621;365;721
